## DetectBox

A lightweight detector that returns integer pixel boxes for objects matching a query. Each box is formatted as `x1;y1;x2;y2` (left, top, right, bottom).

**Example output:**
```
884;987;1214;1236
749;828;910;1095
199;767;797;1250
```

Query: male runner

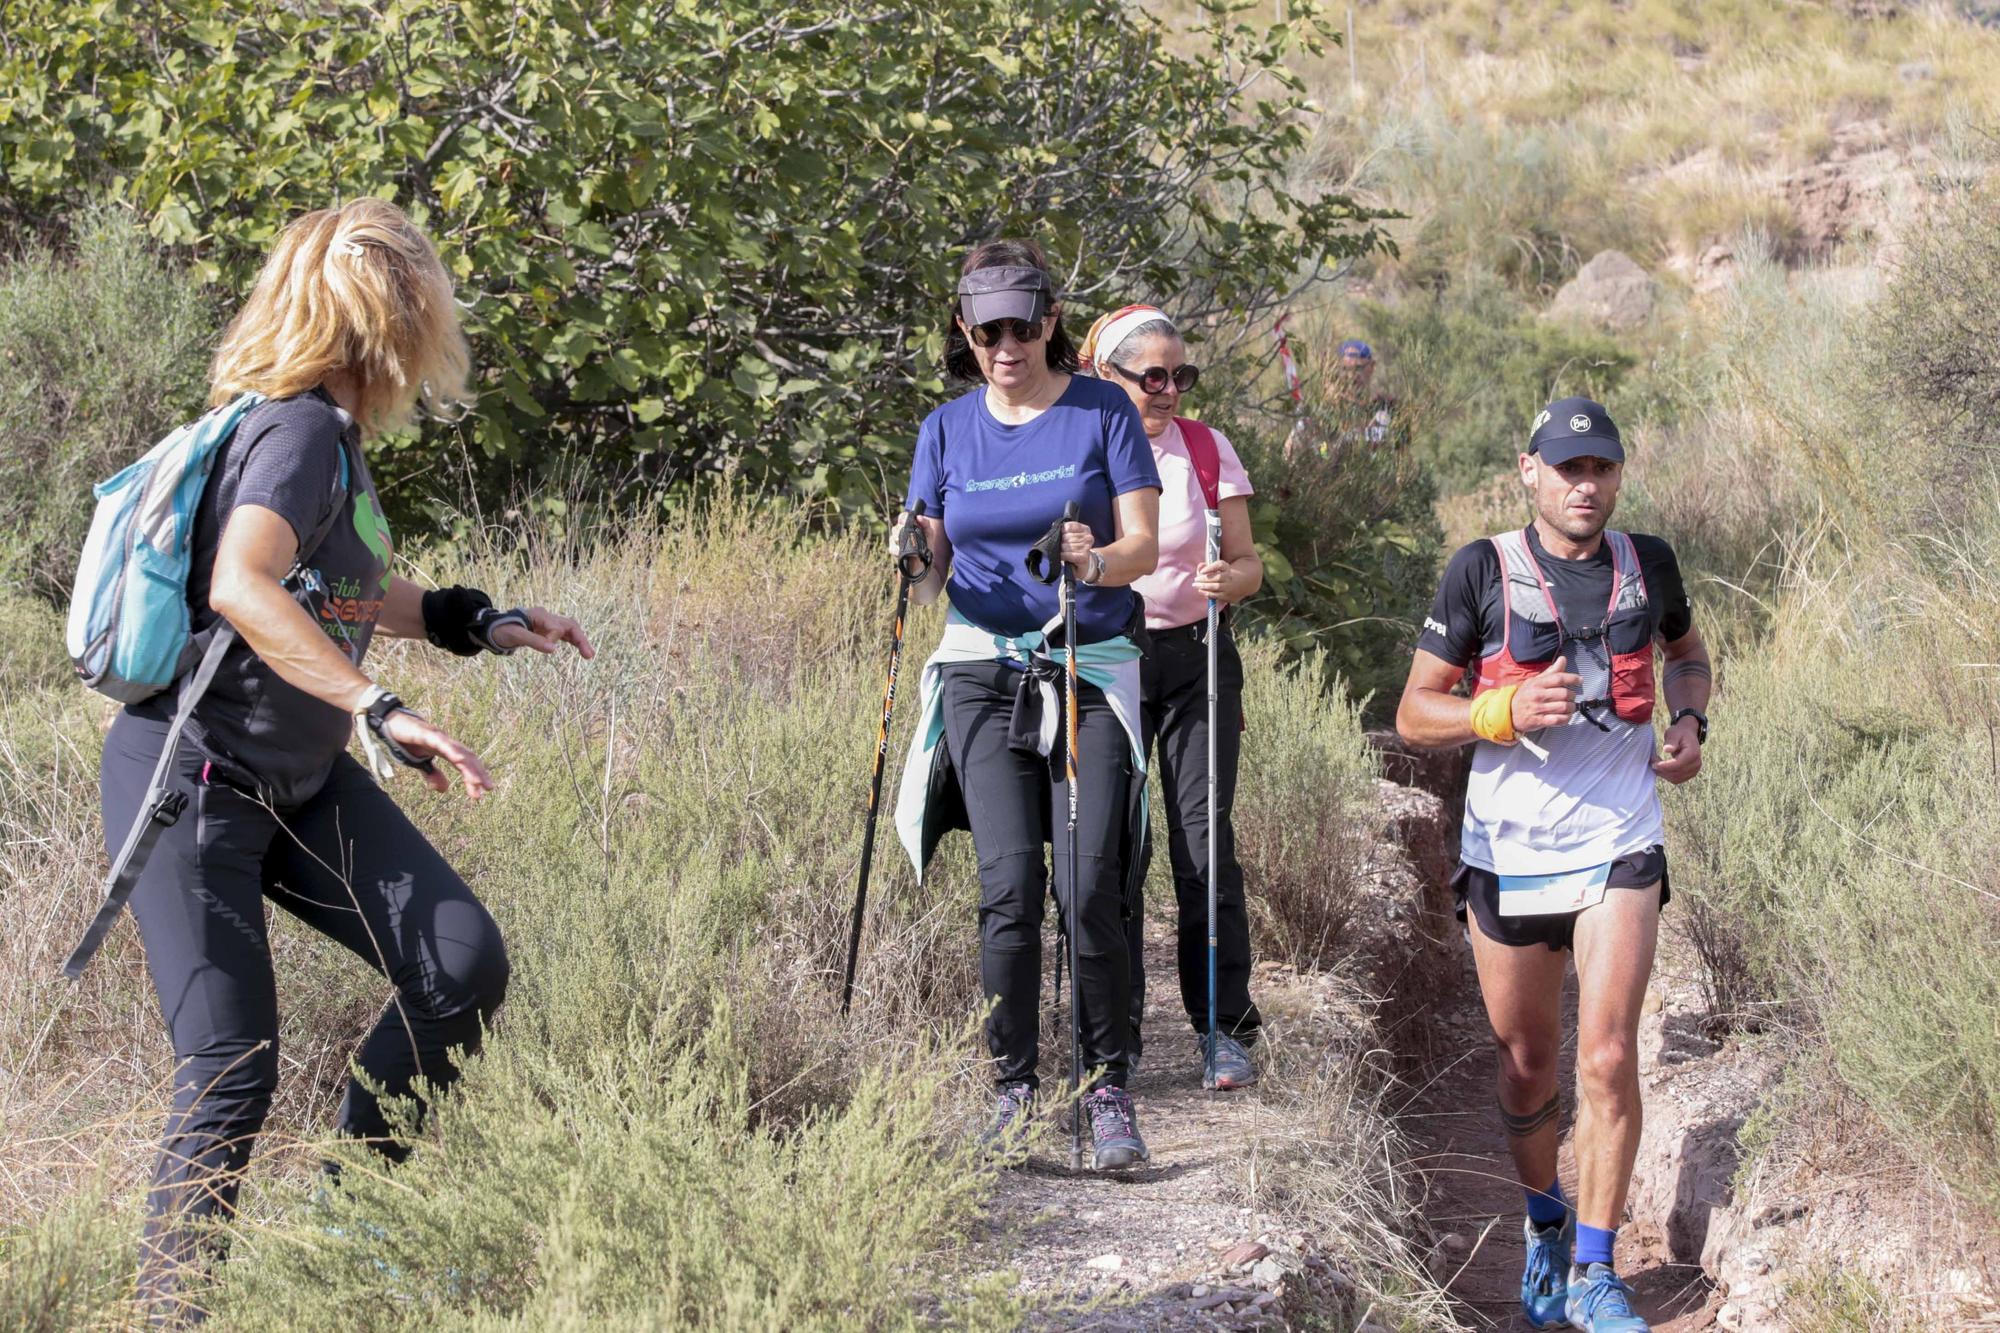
1395;397;1711;1331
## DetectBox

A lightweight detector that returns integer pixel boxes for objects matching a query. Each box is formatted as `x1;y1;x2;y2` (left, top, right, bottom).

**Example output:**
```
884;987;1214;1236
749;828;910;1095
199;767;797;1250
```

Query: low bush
1341;277;1633;494
1234;647;1383;970
0;213;213;599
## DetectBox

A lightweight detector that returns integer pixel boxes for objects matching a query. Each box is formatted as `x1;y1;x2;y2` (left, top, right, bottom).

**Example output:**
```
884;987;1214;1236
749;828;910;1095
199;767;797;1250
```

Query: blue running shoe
1520;1213;1573;1328
1565;1262;1649;1332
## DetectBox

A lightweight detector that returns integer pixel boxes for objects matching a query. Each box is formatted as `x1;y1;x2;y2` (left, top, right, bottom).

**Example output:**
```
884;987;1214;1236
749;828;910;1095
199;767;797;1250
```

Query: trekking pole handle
1025;502;1080;586
896;499;932;584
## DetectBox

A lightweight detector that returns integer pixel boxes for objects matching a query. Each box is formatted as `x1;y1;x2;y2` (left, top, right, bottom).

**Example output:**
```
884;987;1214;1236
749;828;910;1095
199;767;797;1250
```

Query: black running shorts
1452;845;1670;953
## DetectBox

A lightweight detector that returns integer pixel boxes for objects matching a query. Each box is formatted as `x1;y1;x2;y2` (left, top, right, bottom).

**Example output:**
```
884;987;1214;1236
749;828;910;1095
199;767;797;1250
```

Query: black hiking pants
939;660;1135;1092
100;710;510;1307
1128;619;1262;1056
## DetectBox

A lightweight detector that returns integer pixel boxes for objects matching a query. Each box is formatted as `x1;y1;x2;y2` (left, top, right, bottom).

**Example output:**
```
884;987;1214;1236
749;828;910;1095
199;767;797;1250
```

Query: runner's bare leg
1468;917;1569;1196
1568;884;1662;1231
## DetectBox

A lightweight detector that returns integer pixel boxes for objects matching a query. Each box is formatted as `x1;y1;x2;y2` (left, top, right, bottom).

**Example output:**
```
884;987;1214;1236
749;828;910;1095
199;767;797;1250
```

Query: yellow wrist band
1469;685;1520;745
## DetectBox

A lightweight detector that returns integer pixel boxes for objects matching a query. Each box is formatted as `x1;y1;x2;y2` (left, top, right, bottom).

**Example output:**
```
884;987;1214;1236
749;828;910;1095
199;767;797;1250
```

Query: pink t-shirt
1131;418;1254;630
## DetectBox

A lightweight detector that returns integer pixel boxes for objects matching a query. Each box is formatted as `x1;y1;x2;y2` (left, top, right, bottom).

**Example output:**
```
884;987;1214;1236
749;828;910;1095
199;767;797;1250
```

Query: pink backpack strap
1176;416;1222;510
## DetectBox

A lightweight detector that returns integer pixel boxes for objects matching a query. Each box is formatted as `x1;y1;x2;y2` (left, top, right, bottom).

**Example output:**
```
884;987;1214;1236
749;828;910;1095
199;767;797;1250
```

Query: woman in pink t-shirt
1083;305;1266;1089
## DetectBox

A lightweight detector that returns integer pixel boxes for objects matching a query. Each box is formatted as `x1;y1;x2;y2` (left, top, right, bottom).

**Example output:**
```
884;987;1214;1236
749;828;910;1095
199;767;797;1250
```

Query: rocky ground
965;941;1387;1331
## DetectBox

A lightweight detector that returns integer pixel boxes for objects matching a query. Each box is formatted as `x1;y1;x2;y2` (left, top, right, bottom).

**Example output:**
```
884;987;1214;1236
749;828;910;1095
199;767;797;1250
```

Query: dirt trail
967;924;1365;1330
1398;948;1721;1331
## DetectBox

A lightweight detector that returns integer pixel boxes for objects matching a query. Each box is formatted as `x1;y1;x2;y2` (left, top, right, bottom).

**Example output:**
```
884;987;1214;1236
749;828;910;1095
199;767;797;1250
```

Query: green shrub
208;1018;1017;1331
0;1184;140;1332
1877;180;2000;481
1341;276;1634;494
0;0;1385;514
0;212;214;599
1232;414;1443;706
1233;647;1383;969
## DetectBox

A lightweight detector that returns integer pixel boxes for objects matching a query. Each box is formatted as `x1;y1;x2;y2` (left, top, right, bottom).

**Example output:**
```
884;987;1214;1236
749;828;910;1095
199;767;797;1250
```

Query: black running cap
1529;396;1624;464
957;265;1052;325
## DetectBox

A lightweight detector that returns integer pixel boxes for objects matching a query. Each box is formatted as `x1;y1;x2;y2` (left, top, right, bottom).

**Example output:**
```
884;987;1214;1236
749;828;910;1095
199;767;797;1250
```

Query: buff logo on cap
1570;413;1592;432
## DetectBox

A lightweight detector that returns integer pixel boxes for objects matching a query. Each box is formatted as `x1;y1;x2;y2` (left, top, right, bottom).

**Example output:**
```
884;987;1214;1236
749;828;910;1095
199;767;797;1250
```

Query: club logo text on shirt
1424;614;1450;638
965;463;1078;493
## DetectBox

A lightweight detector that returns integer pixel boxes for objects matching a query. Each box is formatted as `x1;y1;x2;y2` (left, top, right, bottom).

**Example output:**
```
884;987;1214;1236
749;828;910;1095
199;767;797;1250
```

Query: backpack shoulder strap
1175;416;1222;511
289;431;352;581
1602;529;1650;614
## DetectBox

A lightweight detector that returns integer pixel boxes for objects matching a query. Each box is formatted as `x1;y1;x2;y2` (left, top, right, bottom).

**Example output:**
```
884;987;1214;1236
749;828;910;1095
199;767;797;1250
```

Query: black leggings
1129;621;1262;1050
939;661;1134;1091
99;710;510;1302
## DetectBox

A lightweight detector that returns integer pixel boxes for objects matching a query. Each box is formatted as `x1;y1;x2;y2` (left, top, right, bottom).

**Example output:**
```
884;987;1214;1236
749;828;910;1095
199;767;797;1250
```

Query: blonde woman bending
97;198;593;1312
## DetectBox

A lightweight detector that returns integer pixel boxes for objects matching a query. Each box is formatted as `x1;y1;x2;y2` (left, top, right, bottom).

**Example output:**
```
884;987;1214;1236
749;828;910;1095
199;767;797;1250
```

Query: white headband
1095;307;1177;372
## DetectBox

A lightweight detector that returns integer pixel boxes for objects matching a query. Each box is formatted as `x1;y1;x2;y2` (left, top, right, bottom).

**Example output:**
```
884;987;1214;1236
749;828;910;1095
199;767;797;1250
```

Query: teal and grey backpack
67;393;268;702
62;393;350;978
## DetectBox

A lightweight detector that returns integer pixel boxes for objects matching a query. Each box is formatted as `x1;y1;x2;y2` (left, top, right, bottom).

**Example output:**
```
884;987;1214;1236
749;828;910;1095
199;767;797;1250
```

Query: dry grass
1;494;1450;1325
1186;0;2000;302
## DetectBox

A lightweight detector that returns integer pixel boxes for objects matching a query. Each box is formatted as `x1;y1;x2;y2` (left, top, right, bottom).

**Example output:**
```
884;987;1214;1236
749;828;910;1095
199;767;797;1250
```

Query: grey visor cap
957;265;1051;325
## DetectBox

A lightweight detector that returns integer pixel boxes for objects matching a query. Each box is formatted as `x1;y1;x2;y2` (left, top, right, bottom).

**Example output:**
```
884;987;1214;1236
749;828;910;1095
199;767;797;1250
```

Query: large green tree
0;0;1385;511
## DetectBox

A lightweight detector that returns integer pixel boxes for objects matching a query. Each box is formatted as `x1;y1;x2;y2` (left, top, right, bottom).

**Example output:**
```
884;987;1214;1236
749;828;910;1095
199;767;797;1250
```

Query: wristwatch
1670;707;1708;745
1082;550;1107;586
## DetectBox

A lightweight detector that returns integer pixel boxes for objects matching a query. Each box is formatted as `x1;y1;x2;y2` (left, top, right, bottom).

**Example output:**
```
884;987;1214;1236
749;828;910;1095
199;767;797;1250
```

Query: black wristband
1670;707;1708;745
421;585;495;656
361;691;436;772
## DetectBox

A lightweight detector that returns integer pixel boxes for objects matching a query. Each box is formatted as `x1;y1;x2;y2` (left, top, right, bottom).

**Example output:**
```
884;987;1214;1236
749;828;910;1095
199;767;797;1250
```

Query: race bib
1496;861;1614;917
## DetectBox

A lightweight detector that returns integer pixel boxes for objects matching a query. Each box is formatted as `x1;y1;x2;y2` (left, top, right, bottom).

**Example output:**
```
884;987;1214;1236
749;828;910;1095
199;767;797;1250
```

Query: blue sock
1575;1223;1616;1268
1524;1177;1567;1228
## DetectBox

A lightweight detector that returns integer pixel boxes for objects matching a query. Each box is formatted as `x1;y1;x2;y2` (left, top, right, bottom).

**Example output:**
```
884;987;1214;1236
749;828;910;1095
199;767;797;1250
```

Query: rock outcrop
1546;250;1658;332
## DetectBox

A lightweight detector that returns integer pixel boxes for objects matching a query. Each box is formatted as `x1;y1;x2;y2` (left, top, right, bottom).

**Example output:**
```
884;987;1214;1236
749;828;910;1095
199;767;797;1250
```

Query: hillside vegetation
1280;0;2000;1283
6;0;2000;1326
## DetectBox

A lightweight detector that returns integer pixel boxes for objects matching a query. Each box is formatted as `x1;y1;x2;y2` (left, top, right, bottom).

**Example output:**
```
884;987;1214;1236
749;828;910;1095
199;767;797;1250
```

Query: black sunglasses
1112;362;1199;395
966;318;1046;348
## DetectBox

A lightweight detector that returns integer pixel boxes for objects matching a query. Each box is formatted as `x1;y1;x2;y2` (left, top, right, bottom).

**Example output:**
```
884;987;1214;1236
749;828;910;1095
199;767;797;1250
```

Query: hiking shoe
1564;1262;1648;1332
1520;1214;1573;1328
1201;1032;1257;1090
1083;1086;1149;1170
979;1083;1035;1163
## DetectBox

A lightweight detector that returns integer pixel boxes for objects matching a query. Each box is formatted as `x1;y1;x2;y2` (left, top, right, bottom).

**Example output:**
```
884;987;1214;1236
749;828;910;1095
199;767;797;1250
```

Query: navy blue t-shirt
906;376;1161;642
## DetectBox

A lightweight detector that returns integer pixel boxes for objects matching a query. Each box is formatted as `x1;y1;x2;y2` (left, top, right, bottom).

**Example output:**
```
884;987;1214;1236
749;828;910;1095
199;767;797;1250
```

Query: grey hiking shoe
1202;1032;1257;1090
980;1083;1035;1163
1084;1086;1150;1170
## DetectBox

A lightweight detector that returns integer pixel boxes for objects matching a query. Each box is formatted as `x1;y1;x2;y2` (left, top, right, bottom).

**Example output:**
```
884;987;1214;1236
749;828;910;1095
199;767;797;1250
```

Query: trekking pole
1027;501;1086;1171
1202;506;1223;1090
840;500;932;1015
1059;503;1086;1171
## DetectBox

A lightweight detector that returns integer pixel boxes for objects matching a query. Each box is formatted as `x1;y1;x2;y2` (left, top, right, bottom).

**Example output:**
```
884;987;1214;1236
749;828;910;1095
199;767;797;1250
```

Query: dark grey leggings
938;661;1134;1092
100;710;510;1305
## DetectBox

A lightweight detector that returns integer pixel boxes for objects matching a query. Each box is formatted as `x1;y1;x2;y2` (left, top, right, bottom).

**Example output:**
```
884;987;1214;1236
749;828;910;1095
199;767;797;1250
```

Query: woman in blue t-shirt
891;239;1162;1170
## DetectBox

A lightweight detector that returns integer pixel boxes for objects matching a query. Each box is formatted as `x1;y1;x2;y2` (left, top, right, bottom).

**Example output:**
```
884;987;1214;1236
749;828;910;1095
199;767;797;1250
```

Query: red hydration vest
1472;528;1657;727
